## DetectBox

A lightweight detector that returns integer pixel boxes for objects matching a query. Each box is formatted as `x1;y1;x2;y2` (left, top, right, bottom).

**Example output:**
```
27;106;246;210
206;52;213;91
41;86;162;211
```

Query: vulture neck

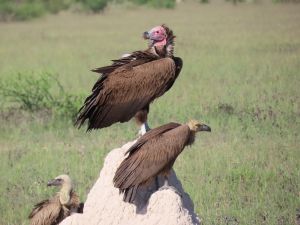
186;122;199;146
151;38;174;57
59;184;72;206
187;130;196;146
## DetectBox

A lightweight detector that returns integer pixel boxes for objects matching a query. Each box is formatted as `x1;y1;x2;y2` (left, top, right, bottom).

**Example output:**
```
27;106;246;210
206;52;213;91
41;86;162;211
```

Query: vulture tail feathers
78;203;84;213
123;185;139;203
74;80;112;131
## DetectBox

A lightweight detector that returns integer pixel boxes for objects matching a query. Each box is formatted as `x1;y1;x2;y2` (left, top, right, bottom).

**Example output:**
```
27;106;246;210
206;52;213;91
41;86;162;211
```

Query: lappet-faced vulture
75;25;183;135
113;120;211;203
28;174;83;225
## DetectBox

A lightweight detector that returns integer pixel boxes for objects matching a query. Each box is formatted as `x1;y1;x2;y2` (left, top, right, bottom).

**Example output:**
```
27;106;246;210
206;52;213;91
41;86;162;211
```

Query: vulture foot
138;122;151;137
155;177;159;190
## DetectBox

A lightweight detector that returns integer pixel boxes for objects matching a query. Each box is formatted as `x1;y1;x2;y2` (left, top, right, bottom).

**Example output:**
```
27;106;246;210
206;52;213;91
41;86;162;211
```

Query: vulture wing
75;52;182;131
70;191;82;213
125;122;182;156
113;123;190;202
29;196;63;225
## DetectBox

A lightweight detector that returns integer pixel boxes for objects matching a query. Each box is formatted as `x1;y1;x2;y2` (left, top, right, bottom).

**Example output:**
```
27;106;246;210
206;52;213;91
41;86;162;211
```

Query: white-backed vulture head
187;119;211;133
29;174;82;225
47;174;73;205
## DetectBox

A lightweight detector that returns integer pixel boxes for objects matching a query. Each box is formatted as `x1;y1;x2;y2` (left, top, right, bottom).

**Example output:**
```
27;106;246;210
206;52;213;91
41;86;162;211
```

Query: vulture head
143;25;167;46
47;174;73;188
143;24;175;56
47;174;73;205
187;119;211;133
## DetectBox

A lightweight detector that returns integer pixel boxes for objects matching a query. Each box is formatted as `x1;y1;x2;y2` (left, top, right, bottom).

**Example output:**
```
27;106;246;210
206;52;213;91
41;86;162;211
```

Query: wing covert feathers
28;195;62;225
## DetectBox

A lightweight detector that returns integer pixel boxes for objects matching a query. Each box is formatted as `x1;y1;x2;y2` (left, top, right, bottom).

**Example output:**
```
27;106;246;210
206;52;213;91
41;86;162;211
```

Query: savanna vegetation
0;1;299;225
0;0;176;21
1;0;297;22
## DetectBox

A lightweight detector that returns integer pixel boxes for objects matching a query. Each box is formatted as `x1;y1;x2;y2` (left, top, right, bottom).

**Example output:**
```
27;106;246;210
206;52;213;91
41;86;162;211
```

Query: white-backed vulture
28;174;83;225
75;25;183;135
113;120;211;203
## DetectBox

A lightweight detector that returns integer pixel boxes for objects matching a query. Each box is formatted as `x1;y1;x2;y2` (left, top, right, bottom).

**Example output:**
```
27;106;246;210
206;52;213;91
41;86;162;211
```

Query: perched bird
75;25;183;135
113;120;211;203
28;174;83;225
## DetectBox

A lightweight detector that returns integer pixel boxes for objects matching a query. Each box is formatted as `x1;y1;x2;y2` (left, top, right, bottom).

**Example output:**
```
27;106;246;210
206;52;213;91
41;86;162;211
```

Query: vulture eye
57;178;62;182
156;31;159;33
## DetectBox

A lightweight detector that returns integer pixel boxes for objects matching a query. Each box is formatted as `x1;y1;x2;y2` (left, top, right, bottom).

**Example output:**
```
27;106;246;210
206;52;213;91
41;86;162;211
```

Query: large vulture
75;25;183;135
28;174;83;225
113;120;211;203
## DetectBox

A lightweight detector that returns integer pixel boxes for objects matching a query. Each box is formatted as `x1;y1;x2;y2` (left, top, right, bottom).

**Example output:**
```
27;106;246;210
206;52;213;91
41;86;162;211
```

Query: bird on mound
75;25;183;135
113;120;211;203
28;174;83;225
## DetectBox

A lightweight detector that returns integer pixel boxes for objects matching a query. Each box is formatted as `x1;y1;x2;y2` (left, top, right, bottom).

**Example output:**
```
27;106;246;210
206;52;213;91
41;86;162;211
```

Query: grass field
0;1;299;225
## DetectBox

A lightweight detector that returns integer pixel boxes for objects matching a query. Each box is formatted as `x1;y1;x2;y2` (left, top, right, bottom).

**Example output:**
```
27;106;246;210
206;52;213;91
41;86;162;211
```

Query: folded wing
113;123;190;202
75;55;180;131
29;197;62;225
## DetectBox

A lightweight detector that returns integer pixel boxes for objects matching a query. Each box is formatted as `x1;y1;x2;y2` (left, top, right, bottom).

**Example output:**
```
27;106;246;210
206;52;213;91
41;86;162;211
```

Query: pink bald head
143;25;167;47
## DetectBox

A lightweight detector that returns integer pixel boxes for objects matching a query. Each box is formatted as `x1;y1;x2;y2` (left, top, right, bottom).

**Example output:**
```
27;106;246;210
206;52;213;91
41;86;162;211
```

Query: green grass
0;0;176;22
0;2;299;225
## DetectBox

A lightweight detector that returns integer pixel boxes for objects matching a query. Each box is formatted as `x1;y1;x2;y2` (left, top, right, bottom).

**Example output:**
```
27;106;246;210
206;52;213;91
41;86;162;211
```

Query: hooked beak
199;124;211;132
143;31;150;39
47;179;61;187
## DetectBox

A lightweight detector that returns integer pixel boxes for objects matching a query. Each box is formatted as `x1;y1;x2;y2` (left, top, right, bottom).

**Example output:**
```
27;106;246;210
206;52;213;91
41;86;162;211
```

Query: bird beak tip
47;179;59;187
143;31;150;40
200;124;211;132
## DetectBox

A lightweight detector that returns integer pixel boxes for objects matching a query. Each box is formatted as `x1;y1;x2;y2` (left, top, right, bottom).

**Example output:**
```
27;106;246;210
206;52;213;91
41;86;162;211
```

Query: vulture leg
77;203;84;213
158;175;182;197
140;122;151;136
155;176;160;190
135;105;151;136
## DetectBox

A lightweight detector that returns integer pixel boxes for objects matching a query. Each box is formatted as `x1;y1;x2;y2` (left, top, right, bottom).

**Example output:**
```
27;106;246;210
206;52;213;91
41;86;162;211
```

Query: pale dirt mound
60;141;201;225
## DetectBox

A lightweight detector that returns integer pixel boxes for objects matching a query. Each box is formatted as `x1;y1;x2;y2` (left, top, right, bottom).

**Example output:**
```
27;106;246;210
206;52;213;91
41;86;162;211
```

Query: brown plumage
75;25;183;133
113;120;211;203
29;175;82;225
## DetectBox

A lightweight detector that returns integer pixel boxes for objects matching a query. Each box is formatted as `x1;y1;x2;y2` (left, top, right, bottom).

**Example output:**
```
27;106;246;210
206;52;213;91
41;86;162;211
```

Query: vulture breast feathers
75;25;183;131
113;122;191;203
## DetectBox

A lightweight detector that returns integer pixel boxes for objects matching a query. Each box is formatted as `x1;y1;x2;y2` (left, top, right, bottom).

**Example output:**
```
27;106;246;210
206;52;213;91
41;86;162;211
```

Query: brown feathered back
113;122;191;203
